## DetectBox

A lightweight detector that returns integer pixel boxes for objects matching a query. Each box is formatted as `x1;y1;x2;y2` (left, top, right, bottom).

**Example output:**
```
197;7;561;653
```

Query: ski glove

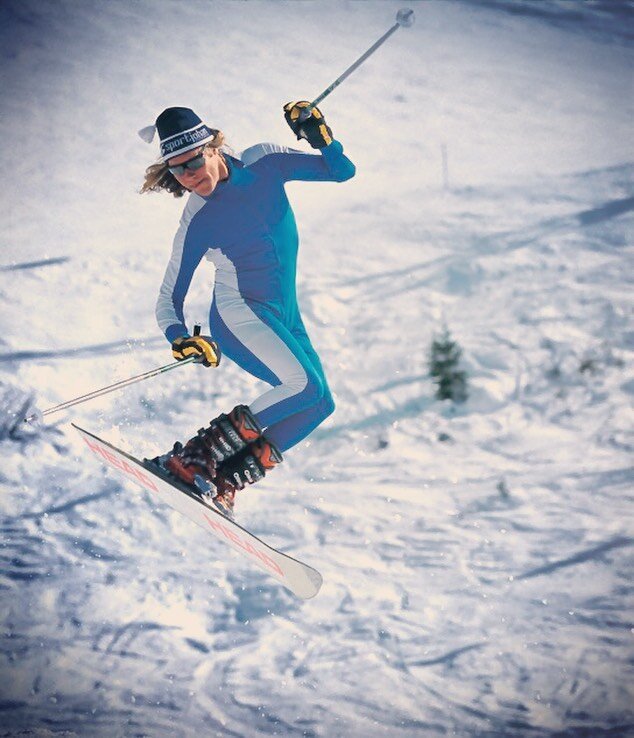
283;101;333;149
172;335;221;368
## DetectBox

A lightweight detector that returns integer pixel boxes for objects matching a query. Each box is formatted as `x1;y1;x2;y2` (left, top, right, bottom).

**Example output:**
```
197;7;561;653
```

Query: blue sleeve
266;140;356;183
156;227;207;344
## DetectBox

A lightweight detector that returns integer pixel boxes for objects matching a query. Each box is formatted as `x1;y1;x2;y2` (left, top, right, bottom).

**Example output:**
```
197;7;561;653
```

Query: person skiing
139;103;355;517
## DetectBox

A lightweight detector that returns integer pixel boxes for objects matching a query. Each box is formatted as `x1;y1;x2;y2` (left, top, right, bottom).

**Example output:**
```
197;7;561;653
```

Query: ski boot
198;404;263;464
211;436;283;518
160;405;263;499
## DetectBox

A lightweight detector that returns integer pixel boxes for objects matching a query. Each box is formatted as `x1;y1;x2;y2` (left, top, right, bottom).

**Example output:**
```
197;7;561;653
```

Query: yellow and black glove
172;333;221;368
283;101;333;149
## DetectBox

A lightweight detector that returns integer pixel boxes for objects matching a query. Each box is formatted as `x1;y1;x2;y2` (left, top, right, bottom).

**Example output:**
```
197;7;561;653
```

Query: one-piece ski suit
156;140;356;452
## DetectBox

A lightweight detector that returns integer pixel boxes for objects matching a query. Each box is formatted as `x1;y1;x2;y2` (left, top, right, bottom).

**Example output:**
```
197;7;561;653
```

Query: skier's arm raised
265;101;356;183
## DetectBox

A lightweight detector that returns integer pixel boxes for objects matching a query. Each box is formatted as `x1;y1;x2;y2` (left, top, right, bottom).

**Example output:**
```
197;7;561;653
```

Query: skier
139;103;355;516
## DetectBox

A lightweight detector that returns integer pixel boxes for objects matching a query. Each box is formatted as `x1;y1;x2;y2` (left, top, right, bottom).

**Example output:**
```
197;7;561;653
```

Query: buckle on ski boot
200;405;263;464
212;436;284;518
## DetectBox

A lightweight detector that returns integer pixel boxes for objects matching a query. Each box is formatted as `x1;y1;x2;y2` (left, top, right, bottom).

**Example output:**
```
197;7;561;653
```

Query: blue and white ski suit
156;141;355;452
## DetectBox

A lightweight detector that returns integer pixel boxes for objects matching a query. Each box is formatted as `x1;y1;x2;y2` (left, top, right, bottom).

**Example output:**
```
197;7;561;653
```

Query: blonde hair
140;130;226;198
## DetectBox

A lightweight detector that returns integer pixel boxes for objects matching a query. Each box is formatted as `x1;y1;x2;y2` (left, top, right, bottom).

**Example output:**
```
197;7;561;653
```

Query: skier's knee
288;364;325;405
321;391;335;420
283;367;331;412
303;374;325;405
283;368;313;396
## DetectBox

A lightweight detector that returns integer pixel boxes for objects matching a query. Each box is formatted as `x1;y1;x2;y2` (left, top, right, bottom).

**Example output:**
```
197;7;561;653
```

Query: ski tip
297;568;323;600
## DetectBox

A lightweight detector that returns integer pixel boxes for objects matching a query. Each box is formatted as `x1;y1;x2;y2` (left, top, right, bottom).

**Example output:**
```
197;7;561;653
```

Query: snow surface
1;0;633;736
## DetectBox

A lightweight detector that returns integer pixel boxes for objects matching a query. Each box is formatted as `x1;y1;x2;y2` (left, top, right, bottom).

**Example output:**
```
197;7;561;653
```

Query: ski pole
23;356;198;423
24;326;206;423
298;7;415;122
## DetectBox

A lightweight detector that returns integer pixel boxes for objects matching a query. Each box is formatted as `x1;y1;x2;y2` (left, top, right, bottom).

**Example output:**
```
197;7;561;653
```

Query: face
167;146;227;197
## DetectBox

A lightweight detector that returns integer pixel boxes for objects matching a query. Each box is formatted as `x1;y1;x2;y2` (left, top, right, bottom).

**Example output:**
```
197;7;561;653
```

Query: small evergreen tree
429;327;468;403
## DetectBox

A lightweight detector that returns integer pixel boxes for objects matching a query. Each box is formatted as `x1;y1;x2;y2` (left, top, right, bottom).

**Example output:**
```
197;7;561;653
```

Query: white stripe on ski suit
209;250;309;415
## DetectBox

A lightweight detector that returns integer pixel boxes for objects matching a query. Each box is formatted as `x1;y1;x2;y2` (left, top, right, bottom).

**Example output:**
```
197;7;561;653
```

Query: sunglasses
167;150;206;176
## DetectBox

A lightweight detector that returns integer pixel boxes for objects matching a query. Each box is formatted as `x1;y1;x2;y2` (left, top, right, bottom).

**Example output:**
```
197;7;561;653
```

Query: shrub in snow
429;327;469;403
0;381;38;440
541;340;625;387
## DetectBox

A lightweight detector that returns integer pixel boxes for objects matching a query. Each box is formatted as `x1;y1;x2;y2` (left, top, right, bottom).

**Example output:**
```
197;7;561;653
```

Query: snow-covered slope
1;1;633;736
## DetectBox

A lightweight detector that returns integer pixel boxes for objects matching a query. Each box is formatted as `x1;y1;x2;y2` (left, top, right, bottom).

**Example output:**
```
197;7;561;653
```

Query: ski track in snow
1;0;634;736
